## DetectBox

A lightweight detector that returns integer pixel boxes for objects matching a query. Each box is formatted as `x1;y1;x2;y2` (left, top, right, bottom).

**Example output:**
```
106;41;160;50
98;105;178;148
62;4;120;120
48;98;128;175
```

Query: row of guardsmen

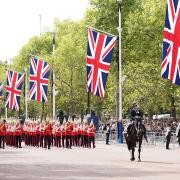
0;118;96;150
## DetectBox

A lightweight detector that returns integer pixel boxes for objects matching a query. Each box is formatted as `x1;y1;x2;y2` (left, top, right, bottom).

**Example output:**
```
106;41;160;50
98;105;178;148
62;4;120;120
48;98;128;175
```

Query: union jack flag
5;70;24;111
86;28;117;97
0;82;3;99
161;0;180;86
29;57;50;102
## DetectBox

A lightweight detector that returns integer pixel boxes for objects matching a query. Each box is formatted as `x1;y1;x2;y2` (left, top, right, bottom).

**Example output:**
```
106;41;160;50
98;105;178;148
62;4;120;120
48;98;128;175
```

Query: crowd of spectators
143;119;179;133
99;118;179;133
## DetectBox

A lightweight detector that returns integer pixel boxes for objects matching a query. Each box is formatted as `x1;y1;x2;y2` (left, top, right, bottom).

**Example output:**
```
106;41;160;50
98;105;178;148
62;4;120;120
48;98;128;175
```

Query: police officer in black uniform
129;103;143;129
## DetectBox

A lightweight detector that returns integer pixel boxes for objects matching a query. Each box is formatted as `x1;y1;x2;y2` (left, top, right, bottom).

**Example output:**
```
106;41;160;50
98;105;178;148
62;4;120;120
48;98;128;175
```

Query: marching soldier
0;120;6;149
73;120;78;146
40;121;45;148
77;120;82;147
82;120;89;148
66;120;73;148
11;121;16;147
44;120;52;149
88;121;96;148
61;121;66;148
15;121;22;148
55;122;61;148
36;121;41;147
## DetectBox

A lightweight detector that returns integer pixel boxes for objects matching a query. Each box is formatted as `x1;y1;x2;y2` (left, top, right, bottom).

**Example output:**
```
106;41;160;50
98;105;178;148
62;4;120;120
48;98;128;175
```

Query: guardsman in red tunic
71;121;75;146
6;122;12;146
36;121;41;147
52;122;57;147
88;121;96;148
44;120;52;149
77;120;82;147
32;122;36;146
15;121;23;148
51;121;56;147
6;122;10;146
29;121;33;146
65;120;73;149
11;121;16;147
55;122;61;147
73;121;78;146
40;122;45;148
23;121;27;145
83;120;89;148
61;122;66;148
0;120;6;149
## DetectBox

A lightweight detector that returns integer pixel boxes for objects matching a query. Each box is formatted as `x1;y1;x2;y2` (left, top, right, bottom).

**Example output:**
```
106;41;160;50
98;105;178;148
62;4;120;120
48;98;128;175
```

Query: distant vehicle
153;114;170;120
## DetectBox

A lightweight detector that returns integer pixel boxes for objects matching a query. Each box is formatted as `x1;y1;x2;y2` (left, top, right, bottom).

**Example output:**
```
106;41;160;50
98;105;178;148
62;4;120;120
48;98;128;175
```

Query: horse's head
137;124;146;137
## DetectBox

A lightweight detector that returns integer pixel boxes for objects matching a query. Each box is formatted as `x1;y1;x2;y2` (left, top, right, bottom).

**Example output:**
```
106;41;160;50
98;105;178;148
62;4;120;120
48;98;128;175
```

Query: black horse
124;121;148;162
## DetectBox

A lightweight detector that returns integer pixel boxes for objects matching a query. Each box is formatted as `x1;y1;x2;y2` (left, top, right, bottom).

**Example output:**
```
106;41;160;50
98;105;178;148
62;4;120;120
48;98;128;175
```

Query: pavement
0;142;180;180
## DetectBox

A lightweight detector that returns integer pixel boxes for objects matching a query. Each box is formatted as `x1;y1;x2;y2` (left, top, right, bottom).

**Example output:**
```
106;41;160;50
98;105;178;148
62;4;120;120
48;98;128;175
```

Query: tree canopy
0;0;179;120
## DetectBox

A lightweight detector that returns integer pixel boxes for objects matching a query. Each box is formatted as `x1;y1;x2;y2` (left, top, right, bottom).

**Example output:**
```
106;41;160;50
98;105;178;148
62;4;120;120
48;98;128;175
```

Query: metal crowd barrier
95;130;117;143
142;131;179;148
96;130;179;148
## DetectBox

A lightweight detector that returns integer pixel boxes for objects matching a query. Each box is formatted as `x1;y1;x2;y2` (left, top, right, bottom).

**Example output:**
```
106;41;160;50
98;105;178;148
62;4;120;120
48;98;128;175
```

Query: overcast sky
0;0;89;61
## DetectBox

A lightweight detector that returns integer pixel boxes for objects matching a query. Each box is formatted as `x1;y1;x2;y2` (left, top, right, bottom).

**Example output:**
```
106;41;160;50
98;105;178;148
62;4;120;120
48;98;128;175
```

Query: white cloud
0;0;89;61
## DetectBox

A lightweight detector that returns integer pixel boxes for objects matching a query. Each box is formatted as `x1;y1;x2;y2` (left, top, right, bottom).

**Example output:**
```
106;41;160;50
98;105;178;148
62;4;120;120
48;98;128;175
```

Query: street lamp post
117;0;122;121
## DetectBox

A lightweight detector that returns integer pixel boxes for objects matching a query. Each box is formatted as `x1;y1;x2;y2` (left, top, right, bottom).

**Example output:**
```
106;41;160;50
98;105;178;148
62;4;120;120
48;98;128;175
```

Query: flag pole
41;102;44;121
5;60;8;121
5;107;7;121
117;0;122;121
39;14;42;36
87;91;90;114
24;67;28;119
52;31;56;120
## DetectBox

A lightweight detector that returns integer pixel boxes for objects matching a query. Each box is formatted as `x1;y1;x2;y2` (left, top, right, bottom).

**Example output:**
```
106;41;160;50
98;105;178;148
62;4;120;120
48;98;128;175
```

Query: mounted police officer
129;103;143;129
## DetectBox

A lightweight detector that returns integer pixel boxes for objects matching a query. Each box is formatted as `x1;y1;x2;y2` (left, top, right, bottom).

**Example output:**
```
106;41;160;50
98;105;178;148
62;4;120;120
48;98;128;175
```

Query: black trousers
16;135;22;148
106;133;110;144
89;136;95;148
40;135;44;147
66;135;72;148
0;136;5;148
62;135;65;147
77;134;81;146
56;136;61;147
83;135;88;148
44;135;51;149
166;135;171;149
178;137;180;146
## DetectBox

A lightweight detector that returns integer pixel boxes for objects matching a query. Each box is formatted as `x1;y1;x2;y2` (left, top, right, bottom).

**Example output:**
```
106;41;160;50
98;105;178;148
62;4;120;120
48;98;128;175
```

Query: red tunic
44;124;52;135
83;125;88;136
66;124;73;136
16;124;22;136
56;127;61;136
88;126;96;137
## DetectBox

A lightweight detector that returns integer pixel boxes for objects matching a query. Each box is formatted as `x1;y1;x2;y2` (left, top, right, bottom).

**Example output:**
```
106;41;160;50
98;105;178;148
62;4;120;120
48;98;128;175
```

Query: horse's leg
130;143;135;161
131;147;135;161
138;140;142;162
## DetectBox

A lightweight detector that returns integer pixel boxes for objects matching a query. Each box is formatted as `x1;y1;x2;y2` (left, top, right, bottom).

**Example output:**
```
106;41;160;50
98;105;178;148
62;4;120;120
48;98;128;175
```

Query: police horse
124;116;148;162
